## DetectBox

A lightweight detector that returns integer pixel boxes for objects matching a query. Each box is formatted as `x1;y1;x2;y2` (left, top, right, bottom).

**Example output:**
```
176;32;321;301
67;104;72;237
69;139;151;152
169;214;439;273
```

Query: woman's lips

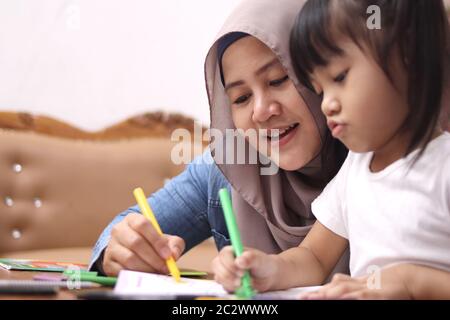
268;123;299;147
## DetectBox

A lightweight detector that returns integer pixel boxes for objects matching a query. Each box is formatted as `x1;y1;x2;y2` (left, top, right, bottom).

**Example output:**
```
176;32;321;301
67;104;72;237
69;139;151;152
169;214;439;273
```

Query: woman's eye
234;94;251;104
269;75;289;87
333;69;348;83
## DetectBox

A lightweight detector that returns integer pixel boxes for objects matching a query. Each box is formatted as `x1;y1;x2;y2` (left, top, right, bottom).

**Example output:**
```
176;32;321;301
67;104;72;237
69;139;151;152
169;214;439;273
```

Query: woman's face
222;36;321;170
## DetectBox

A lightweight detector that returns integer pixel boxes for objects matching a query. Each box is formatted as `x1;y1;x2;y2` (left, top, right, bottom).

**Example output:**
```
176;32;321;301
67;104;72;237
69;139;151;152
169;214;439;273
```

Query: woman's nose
252;94;282;123
321;95;341;117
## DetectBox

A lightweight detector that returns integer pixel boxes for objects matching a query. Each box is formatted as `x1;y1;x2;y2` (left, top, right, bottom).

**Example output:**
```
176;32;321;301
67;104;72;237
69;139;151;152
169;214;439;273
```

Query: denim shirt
89;149;231;272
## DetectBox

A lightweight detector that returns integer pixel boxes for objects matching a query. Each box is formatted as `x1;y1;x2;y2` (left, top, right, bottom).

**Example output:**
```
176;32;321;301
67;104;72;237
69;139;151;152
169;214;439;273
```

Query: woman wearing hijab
90;0;348;277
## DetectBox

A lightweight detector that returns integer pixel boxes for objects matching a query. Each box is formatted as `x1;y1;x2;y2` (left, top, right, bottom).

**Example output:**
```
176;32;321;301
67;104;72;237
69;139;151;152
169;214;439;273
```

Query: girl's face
310;38;410;156
222;36;321;171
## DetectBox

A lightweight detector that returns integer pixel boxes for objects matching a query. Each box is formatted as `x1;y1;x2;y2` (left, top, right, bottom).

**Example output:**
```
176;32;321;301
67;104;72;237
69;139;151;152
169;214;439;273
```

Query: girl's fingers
213;247;275;293
319;281;366;299
300;275;366;300
330;273;353;283
213;258;241;292
299;291;326;300
220;246;245;275
341;289;378;300
235;251;253;269
237;251;275;279
320;273;356;292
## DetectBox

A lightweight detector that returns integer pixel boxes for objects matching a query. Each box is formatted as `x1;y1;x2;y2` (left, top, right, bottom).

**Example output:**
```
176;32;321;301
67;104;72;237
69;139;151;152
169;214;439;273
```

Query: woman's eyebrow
225;80;244;92
255;58;279;76
224;58;280;92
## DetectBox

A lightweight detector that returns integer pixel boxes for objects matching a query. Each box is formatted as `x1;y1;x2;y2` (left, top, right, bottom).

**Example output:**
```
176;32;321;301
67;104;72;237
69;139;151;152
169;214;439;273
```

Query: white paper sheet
114;270;321;299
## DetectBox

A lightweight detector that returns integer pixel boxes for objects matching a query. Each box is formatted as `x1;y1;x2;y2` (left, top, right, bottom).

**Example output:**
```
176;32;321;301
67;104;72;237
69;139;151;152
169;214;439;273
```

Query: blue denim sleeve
89;150;215;272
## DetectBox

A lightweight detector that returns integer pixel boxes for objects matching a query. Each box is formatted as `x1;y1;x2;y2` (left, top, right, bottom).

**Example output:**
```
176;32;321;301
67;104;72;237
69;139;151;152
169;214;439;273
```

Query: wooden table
0;239;217;299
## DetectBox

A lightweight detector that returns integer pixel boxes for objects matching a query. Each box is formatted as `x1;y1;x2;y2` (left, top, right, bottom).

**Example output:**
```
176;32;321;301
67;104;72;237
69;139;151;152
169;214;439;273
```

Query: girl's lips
331;124;346;138
327;120;346;138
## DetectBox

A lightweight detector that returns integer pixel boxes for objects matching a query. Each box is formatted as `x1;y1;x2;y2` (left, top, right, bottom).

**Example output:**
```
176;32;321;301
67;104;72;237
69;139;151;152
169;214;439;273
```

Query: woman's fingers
114;223;169;274
103;241;125;277
102;256;124;277
110;241;167;274
126;214;171;259
105;213;186;277
166;235;185;260
110;214;169;274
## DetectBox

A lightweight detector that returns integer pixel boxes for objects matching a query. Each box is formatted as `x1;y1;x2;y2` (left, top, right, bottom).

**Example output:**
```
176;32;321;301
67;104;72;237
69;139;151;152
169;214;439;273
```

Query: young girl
212;0;450;299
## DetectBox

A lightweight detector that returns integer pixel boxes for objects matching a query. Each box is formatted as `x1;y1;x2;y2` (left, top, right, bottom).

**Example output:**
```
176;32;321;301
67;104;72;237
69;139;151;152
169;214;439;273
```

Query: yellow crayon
133;187;181;283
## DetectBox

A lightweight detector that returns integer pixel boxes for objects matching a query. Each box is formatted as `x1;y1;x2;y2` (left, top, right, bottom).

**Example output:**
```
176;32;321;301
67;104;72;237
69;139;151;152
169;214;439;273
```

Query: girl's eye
269;75;289;87
333;69;348;83
234;94;251;104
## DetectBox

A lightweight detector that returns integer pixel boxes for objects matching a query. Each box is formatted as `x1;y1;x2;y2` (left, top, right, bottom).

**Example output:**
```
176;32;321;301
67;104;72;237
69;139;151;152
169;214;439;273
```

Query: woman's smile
262;123;300;147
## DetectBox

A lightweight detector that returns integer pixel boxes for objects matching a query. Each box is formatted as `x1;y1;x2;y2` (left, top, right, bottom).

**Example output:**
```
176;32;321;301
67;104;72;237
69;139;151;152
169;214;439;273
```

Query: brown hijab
205;0;347;254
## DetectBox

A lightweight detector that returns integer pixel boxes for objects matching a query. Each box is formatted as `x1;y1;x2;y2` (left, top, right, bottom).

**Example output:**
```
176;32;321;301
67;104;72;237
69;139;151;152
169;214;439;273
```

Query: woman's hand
299;264;414;300
102;213;185;276
211;246;280;293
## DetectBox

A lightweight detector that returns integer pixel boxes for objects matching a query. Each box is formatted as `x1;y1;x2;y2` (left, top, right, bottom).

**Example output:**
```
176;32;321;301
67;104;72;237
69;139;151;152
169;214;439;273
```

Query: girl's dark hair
290;0;450;157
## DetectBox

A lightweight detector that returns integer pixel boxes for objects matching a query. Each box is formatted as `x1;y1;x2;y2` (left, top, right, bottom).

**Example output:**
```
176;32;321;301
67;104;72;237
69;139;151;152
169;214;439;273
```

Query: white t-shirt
312;132;450;277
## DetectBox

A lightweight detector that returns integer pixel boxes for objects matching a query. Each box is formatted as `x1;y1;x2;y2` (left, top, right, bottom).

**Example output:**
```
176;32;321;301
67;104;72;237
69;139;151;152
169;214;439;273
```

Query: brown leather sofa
0;111;217;272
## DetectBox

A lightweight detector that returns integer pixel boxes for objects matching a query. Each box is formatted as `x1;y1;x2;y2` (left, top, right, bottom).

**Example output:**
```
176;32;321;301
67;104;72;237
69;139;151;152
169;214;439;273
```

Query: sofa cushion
0;129;199;253
0;110;206;255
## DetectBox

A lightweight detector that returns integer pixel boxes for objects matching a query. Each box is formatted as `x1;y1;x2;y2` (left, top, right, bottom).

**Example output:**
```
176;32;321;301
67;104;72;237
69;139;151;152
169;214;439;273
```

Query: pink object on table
33;274;67;281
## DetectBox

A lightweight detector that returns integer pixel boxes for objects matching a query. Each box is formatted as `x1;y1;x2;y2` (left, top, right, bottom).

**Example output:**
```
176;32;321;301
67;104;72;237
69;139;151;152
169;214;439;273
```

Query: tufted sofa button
11;229;22;240
12;163;23;173
34;197;42;208
4;196;14;207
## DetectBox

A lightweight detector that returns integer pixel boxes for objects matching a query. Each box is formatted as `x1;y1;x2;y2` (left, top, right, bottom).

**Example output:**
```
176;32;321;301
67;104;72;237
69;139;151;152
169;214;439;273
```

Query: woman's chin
255;149;312;172
277;156;310;171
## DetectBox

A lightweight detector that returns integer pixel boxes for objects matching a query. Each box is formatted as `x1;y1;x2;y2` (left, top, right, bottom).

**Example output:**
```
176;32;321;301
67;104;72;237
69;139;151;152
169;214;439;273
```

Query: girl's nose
252;94;282;123
321;96;341;117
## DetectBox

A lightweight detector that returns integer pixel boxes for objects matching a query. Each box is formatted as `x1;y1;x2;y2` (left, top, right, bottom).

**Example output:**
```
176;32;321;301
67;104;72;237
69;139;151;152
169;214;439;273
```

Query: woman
90;0;348;277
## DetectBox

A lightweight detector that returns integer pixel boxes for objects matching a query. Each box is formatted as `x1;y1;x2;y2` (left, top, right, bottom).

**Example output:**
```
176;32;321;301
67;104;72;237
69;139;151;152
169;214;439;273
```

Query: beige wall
0;0;242;131
0;1;448;132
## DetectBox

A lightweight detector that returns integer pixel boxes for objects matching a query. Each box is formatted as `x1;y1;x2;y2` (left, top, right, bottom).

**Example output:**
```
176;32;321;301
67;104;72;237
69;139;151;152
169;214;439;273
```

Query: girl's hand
299;264;413;300
211;246;279;293
103;213;185;276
